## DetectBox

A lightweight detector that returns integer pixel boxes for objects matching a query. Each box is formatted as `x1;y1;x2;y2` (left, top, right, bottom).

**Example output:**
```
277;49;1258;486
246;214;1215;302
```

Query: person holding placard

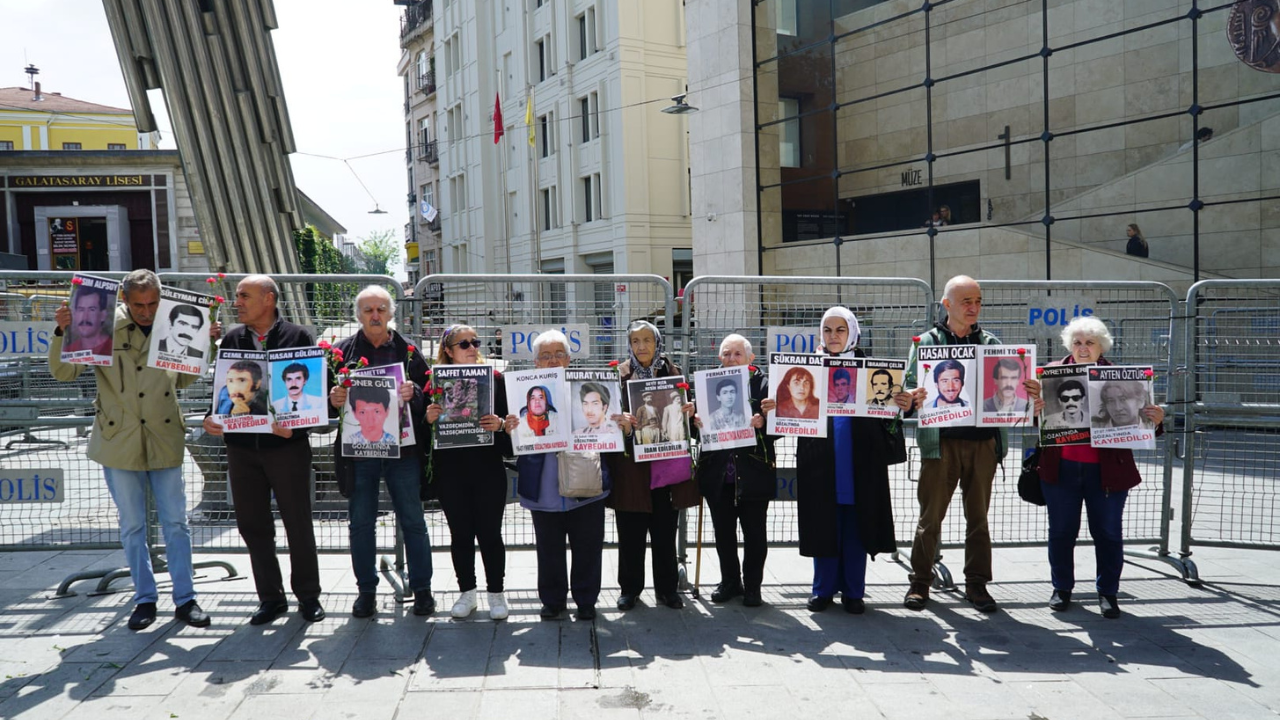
203;275;324;625
426;323;512;620
330;286;434;619
509;330;612;621
1025;316;1164;619
788;309;897;614
50;270;211;630
605;320;699;611
693;334;777;607
900;276;1012;613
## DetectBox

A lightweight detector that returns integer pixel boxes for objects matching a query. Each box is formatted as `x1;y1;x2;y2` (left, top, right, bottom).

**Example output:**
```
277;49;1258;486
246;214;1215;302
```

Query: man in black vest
202;274;324;624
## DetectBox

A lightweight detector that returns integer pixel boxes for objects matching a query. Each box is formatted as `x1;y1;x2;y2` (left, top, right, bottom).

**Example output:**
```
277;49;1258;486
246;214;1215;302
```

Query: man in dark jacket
328;285;434;619
693;334;776;607
202;275;324;625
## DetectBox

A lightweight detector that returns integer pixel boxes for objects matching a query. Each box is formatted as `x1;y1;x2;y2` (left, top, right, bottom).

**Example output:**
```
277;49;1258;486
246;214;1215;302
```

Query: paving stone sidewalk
2;544;1279;720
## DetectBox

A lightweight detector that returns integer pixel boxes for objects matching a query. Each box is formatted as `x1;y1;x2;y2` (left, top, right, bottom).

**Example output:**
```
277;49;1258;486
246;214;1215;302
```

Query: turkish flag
493;93;504;144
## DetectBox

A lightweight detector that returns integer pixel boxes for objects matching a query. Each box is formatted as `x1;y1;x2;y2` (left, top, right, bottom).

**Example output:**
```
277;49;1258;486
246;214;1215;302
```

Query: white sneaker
451;589;477;618
488;592;509;621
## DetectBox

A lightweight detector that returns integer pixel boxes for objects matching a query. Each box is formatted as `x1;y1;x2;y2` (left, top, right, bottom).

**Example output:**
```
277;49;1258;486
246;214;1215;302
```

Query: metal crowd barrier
1180;280;1280;568
7;270;1250;598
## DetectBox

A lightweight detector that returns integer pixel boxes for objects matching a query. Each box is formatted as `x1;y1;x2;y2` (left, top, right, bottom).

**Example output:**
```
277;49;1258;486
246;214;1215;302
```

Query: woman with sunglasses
426;324;512;620
1026;316;1164;619
605;320;699;611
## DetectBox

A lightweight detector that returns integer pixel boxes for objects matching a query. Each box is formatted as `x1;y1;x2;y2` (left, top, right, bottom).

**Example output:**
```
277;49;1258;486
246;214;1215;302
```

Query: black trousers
705;484;770;592
438;477;507;592
614;486;679;597
226;440;321;602
531;500;606;610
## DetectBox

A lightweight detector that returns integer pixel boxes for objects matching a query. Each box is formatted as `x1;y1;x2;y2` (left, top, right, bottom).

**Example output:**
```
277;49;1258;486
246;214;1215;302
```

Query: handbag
1018;446;1046;506
558;451;604;498
650;455;693;489
882;420;908;466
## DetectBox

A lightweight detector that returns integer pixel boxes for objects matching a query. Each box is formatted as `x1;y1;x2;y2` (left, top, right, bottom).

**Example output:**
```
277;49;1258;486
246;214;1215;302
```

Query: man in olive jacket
899;275;1009;614
48;269;211;631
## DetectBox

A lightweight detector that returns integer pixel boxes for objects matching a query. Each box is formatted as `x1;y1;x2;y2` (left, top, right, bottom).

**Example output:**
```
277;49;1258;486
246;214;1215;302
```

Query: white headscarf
820;306;861;357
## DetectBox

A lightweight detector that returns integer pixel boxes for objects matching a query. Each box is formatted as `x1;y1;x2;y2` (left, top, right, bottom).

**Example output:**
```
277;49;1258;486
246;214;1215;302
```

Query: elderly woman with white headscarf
791;307;897;614
604;320;699;611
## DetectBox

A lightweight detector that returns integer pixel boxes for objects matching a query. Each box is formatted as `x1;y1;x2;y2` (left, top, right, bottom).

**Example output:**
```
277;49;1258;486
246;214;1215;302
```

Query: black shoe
742;590;762;608
842;597;866;615
175;600;211;628
300;598;326;622
616;594;638;611
1049;589;1072;612
711;582;744;604
352;592;377;618
540;604;564;620
413;591;436;616
1099;594;1121;619
249;600;289;626
807;595;833;612
655;592;684;609
127;602;157;631
575;606;596;621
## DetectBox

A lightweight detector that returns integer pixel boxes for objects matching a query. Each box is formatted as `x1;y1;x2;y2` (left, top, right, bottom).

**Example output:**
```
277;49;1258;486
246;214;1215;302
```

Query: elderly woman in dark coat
793;307;897;613
604;320;700;611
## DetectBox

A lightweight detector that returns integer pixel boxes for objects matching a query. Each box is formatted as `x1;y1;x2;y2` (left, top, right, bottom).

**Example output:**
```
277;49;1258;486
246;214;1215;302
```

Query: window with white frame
779;97;800;168
541;186;558;230
777;0;797;36
577;7;598;61
539;111;555;158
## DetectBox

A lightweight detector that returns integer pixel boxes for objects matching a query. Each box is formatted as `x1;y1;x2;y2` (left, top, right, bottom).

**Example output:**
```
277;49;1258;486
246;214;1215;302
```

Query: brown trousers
908;437;998;589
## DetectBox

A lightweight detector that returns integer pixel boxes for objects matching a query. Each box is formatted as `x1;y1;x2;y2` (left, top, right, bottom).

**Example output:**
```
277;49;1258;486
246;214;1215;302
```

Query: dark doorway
79;217;110;271
848;180;982;235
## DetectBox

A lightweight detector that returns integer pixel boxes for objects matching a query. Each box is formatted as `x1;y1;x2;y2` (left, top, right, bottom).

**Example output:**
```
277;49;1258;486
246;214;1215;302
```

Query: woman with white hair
692;334;777;607
788;307;897;614
1027;316;1164;619
508;330;614;621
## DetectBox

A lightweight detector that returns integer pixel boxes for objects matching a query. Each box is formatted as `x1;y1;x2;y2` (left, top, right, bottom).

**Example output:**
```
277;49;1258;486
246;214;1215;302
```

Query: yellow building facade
0;86;148;151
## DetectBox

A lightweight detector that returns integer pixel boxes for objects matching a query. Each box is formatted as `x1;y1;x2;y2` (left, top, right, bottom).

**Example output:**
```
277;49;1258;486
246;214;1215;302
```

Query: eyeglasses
536;351;570;361
452;339;483;350
1059;393;1084;403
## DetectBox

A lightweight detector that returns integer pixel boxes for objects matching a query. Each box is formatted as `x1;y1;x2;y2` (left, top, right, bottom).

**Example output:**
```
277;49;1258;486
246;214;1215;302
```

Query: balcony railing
400;1;432;39
417;68;436;96
418;139;438;165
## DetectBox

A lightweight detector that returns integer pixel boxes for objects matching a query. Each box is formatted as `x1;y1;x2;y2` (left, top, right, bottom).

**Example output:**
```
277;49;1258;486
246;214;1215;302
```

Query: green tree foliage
293;225;359;317
355;228;401;276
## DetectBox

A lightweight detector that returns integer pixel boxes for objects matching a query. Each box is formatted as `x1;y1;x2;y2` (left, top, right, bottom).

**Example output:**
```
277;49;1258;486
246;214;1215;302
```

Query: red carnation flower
676;382;690;391
608;360;620;367
217;272;226;279
911;336;920;343
748;365;758;372
1036;368;1044;377
923;364;931;372
317;340;331;350
358;357;369;367
257;334;267;343
1017;348;1027;356
341;378;353;388
1144;368;1154;378
71;277;83;286
214;296;225;304
339;366;351;375
407;344;416;353
206;277;216;284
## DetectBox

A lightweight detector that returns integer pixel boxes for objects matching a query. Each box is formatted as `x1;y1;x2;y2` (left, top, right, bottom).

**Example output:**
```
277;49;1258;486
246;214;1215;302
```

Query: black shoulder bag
1018;446;1046;506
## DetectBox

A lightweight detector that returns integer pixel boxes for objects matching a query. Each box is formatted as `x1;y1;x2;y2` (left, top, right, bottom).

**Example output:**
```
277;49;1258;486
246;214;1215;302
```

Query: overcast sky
0;0;409;275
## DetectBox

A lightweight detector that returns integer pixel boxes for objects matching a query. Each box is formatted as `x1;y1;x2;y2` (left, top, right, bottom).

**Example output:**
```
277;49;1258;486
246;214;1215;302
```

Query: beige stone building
397;0;443;288
688;0;1280;291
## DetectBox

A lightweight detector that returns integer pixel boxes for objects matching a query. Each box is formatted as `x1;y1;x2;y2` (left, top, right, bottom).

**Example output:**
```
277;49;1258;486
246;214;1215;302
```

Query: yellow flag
525;95;535;147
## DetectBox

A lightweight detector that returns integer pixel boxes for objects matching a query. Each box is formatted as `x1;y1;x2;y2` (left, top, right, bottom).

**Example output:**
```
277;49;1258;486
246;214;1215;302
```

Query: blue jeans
101;466;195;606
1042;460;1129;596
812;504;867;600
348;456;432;593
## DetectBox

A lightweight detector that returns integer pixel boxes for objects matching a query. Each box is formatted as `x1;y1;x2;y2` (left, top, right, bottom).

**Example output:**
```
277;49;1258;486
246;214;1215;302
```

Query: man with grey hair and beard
203;274;325;625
